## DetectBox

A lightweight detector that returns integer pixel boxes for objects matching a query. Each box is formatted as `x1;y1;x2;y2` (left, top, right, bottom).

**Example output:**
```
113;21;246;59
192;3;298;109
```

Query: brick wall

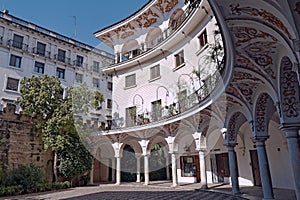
0;103;53;181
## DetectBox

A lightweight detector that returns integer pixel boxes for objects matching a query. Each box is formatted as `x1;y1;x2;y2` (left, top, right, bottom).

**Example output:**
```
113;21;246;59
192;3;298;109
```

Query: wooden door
215;153;230;183
250;150;261;186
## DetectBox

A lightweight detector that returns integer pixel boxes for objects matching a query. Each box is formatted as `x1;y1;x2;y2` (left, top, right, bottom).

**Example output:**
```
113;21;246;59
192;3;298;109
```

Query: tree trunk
53;151;58;182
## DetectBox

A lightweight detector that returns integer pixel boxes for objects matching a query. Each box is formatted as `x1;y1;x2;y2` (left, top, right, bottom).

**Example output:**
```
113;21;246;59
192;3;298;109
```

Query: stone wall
0;103;53;181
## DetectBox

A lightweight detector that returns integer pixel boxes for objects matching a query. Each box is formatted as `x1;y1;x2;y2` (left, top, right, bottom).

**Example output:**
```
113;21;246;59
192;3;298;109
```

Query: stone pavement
0;181;296;200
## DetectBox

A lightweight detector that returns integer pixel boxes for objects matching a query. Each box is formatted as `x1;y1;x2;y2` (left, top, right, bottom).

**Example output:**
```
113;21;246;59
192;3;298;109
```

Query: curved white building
92;0;299;199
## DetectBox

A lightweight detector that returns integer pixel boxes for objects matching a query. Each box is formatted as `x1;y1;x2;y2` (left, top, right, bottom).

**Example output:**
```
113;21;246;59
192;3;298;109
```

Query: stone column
115;156;121;185
112;142;123;185
111;157;116;183
138;140;150;186
136;154;141;183
144;154;150;185
283;128;300;200
171;152;178;187
253;136;274;199
193;132;207;189
226;144;240;195
199;150;207;189
165;154;170;180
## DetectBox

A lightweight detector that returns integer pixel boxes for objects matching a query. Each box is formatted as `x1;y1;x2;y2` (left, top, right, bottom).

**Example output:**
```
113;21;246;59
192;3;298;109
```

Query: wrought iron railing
110;59;225;129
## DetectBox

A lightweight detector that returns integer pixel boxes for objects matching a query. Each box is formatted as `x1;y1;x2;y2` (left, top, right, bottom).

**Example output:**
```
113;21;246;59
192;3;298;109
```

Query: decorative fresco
229;3;292;39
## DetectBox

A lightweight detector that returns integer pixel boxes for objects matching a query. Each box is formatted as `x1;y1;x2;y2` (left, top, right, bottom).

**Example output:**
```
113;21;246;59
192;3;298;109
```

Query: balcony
110;64;224;130
7;39;28;51
114;4;195;65
54;54;70;64
73;60;88;68
32;47;51;58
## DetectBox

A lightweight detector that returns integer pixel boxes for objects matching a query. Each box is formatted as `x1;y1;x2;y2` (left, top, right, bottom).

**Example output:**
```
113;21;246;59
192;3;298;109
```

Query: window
36;42;46;56
107;99;112;109
56;68;65;79
150;65;160;80
175;50;184;67
75;55;84;67
57;49;66;62
6;77;19;91
198;29;208;48
9;55;22;68
75;73;83;83
178;89;187;112
180;156;197;177
125;74;136;88
125;106;136;127
34;61;45;74
107;81;112;91
151;99;162;121
93;61;100;72
93;78;99;88
12;34;23;49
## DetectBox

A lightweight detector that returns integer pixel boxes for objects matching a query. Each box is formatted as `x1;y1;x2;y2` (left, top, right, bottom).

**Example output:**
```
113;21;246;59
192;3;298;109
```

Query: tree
17;75;103;182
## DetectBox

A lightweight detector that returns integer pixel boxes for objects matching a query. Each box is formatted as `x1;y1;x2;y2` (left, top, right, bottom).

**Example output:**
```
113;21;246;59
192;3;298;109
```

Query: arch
253;92;276;137
278;56;300;125
145;27;163;49
121;39;140;60
168;8;184;28
224;111;248;144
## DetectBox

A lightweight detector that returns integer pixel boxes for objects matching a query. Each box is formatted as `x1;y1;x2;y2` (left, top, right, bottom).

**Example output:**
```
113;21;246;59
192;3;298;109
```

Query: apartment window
9;55;22;68
75;55;84;67
150;65;160;80
107;81;112;91
107;99;112;109
175;50;184;68
12;34;23;49
151;99;162;121
56;68;65;79
75;73;83;83
93;61;100;72
35;42;46;56
6;77;19;91
125;106;136;127
125;74;136;88
34;61;45;74
57;49;66;62
93;78;100;88
198;29;208;48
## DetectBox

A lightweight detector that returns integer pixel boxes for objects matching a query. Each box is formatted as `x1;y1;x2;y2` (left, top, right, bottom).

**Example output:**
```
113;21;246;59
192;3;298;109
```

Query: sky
0;0;149;53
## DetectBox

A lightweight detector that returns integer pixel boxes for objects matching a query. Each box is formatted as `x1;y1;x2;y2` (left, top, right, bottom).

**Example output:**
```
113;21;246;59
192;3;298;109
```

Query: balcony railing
73;60;88;68
116;4;195;64
32;47;51;58
7;39;28;51
54;54;70;64
110;60;225;130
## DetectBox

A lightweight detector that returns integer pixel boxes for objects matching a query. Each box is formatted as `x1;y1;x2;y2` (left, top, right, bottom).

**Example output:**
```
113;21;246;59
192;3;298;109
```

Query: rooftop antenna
72;16;77;39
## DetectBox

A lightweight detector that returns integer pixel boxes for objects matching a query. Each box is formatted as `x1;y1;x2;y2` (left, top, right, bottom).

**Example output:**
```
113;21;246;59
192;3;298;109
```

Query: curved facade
93;0;299;199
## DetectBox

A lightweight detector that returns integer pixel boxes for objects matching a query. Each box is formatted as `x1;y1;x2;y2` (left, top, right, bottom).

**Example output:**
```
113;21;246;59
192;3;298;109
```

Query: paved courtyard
0;181;296;200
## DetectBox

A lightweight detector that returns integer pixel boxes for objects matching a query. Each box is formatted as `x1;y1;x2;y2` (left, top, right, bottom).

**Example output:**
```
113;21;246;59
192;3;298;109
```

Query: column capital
224;142;237;148
251;135;269;143
138;139;150;156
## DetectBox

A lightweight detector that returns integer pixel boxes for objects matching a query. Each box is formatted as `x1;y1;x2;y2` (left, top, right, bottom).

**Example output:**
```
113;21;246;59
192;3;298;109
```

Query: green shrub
11;163;46;192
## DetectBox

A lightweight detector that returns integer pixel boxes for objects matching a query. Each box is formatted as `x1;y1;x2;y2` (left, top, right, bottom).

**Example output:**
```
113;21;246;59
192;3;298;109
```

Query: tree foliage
17;75;102;181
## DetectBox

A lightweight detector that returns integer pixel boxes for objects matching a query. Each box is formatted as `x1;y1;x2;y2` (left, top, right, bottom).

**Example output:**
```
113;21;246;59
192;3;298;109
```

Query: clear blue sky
0;0;149;52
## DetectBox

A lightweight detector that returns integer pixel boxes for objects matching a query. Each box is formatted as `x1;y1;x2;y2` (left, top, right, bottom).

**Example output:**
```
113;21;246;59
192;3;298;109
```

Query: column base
115;183;121;186
171;184;178;188
200;184;207;189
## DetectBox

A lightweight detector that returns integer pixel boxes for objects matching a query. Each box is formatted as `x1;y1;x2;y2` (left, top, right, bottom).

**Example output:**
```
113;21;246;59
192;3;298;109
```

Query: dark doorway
121;145;136;182
215;153;230;183
250;150;261;186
